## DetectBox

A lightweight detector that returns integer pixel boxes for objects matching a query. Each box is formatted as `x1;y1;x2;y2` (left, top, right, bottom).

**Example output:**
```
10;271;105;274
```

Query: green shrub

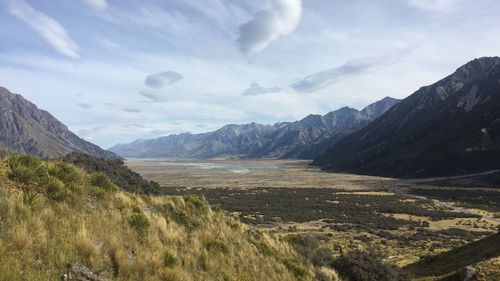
46;177;66;201
129;207;150;234
89;172;115;191
150;181;161;190
163;251;179;267
48;162;83;192
252;241;274;257
333;249;408;281
62;152;159;194
203;239;229;255
311;248;335;267
91;187;107;200
6;155;46;185
184;195;207;212
171;211;199;230
282;258;308;279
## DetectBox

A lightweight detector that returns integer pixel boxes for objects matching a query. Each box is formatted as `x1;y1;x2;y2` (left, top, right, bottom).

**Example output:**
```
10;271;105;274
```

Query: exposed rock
0;87;117;159
313;56;500;178
459;266;478;281
61;262;109;281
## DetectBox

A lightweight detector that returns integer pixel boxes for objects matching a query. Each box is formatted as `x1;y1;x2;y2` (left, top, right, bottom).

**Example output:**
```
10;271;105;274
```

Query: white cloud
236;0;302;56
140;90;169;102
408;0;460;12
145;71;184;89
124;108;141;113
242;81;281;96
77;103;92;109
5;0;79;59
291;50;410;93
81;0;108;11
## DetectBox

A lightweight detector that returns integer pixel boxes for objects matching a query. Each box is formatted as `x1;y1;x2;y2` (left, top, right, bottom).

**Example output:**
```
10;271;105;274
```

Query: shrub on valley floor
333;249;408;281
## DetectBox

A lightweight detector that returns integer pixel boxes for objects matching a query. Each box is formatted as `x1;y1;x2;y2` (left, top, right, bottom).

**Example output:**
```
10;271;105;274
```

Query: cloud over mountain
236;0;302;55
291;51;408;93
242;82;281;96
144;71;184;89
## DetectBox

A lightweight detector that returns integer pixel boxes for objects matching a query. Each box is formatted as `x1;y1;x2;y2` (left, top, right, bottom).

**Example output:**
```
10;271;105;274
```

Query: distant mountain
109;97;400;159
258;97;400;159
313;57;500;178
0;87;116;159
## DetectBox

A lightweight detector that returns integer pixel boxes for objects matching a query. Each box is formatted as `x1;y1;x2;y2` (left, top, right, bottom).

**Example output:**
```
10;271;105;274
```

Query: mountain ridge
313;56;500;178
109;97;400;159
0;87;117;159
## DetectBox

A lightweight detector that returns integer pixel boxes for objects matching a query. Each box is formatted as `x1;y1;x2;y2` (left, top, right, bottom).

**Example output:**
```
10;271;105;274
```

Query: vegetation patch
333;249;408;281
62;152;160;194
203;239;229;255
409;188;500;212
0;154;313;280
129;206;151;235
405;232;500;278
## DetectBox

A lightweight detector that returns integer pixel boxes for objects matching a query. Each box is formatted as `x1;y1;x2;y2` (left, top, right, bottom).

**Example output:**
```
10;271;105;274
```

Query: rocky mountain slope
110;97;399;159
0;87;116;159
313;57;500;178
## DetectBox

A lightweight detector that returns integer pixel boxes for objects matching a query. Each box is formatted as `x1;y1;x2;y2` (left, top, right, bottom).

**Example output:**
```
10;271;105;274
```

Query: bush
252;241;274;257
163;251;179;267
150;181;161;190
129;207;150;235
184;195;207;212
333;249;408;281
282;258;308;279
203;239;229;255
89;172;115;191
6;154;46;185
46;177;66;201
171;211;199;230
286;234;320;261
311;248;335;267
62;152;158;194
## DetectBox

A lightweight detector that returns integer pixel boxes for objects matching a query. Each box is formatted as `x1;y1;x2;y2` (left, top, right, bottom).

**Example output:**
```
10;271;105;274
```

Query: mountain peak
451;56;500;83
0;86;116;159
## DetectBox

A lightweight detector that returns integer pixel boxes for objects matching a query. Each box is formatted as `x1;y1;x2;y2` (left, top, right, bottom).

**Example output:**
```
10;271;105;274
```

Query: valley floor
127;158;500;280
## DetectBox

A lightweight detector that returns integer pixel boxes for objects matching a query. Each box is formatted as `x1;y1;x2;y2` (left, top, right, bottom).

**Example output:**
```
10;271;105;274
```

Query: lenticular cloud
236;0;302;56
144;71;184;89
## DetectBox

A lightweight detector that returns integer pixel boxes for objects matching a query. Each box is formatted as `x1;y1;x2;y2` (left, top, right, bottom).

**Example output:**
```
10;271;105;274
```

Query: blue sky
1;0;499;148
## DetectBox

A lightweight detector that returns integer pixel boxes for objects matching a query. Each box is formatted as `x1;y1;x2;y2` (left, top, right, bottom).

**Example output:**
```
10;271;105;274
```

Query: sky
1;0;500;148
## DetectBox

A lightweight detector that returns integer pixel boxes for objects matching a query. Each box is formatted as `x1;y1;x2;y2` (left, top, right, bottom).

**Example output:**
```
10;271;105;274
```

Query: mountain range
0;87;116;159
2;57;499;179
109;97;400;159
313;56;500;178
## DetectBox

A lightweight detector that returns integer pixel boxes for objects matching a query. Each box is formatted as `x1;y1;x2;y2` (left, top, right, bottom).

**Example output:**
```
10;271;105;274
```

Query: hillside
313;57;500;178
0;87;116;159
0;153;317;281
404;232;500;280
109;97;399;159
61;152;160;194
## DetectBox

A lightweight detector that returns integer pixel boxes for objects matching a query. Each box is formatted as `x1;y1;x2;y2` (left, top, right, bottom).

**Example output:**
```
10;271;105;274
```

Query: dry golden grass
0;156;315;281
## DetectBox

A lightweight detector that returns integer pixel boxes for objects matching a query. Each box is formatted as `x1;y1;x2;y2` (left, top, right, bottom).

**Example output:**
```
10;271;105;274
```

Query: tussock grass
0;154;314;280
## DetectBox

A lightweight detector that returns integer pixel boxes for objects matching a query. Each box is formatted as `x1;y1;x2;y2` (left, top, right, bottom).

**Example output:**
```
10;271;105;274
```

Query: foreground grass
0;154;315;281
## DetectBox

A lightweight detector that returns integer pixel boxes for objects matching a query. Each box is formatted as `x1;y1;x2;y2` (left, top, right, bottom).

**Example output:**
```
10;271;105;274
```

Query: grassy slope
404;232;500;280
0;154;314;281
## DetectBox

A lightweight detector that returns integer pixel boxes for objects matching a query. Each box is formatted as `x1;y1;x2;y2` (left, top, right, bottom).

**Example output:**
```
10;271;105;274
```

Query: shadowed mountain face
0;87;116;159
109;97;400;159
313;57;500;178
